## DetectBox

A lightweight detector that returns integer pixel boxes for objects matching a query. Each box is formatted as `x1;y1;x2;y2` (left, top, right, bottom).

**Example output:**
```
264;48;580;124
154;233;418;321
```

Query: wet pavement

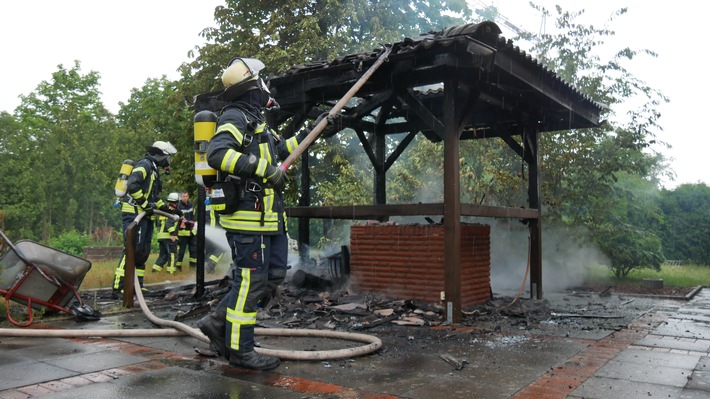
1;288;710;398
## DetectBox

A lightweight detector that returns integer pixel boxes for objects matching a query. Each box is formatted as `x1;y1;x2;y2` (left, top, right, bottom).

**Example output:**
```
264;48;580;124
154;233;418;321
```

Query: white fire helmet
167;192;179;202
151;141;177;155
221;57;265;88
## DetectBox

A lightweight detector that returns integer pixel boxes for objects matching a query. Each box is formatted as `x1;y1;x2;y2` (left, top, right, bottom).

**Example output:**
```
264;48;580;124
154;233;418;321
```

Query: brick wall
349;223;491;307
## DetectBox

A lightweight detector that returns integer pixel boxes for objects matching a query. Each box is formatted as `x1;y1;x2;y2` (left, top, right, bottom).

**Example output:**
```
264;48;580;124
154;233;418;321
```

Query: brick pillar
349;223;490;307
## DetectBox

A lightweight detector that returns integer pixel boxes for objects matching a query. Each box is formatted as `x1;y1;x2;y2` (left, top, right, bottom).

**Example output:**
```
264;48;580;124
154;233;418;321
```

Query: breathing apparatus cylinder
114;159;135;197
194;110;218;187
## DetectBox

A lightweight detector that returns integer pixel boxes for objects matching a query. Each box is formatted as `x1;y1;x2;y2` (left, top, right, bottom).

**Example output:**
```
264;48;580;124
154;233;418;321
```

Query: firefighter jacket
156;214;178;240
177;200;195;237
206;102;300;234
120;156;165;214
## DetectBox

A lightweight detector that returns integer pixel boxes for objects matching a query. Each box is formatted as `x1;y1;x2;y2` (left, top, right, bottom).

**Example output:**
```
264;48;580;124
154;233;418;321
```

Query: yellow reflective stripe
254;123;265;134
147;171;155;199
219;220;280;232
121;203;138;213
263;188;274;212
255;159;268;176
227;311;257;324
136;269;145;277
227;268;255;350
221;210;279;222
217;123;244;145
286;136;298;153
258;143;272;164
133;166;147;178
133;190;145;201
221;149;240;173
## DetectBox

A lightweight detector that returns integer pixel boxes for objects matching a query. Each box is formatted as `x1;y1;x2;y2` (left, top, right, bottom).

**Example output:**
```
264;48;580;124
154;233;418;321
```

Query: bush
48;230;90;257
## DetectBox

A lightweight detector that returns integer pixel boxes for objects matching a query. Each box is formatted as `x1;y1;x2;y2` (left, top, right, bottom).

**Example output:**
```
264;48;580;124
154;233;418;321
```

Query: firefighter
152;192;180;274
112;141;177;296
197;57;310;371
176;191;197;271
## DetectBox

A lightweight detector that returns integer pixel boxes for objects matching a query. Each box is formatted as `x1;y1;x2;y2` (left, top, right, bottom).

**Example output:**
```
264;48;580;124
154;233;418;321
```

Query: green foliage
116;76;194;196
658;183;710;265
585;263;710;288
1;61;122;242
506;5;669;277
48;230;90;257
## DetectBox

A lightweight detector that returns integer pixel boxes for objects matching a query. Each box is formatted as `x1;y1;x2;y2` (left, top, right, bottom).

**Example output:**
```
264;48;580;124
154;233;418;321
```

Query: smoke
204;225;230;255
488;220;610;295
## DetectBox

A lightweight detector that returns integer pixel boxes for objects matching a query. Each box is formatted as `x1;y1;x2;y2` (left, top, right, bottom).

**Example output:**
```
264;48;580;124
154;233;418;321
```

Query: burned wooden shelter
248;21;602;322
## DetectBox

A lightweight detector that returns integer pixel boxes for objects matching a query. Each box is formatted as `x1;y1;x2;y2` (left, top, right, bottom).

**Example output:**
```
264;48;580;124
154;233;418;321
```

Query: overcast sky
0;1;706;189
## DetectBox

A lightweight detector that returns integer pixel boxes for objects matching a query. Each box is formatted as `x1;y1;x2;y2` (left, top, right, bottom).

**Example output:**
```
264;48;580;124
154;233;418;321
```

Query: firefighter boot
229;350;281;371
197;302;227;357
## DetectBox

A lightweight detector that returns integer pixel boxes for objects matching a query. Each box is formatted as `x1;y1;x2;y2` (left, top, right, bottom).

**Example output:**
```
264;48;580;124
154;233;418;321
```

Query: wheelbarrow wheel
69;304;102;322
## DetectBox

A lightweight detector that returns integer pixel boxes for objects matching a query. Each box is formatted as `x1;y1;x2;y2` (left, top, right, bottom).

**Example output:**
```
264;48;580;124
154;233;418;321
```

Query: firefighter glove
264;164;288;190
312;111;334;129
142;202;155;216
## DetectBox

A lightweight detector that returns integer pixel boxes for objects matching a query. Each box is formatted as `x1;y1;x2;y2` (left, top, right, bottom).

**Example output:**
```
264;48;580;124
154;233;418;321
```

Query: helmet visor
227;57;265;76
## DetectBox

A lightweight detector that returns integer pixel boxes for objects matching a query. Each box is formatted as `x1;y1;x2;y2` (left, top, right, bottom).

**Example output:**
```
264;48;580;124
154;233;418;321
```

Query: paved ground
1;287;710;398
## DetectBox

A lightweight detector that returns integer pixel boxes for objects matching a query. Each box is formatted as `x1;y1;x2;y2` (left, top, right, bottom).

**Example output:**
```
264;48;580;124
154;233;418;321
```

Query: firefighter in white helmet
151;192;180;274
197;57;311;371
112;140;177;295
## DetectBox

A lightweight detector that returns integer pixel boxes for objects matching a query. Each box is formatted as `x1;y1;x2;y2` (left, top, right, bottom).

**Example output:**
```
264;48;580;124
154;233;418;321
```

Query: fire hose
0;279;382;360
0;210;382;360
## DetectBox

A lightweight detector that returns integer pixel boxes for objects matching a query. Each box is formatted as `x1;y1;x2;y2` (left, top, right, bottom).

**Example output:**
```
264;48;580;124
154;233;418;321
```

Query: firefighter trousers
223;232;288;353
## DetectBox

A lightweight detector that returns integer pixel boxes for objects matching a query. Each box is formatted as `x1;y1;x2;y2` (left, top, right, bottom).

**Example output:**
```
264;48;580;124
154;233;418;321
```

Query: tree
658;183;710;265
116;76;194;195
7;61;120;241
511;4;669;275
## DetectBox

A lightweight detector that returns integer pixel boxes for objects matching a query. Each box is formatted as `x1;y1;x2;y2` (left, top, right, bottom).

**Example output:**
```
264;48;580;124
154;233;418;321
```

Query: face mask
257;78;272;109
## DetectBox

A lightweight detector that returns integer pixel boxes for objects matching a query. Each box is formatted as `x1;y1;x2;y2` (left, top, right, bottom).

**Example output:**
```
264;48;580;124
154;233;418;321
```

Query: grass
80;254;223;290
584;263;710;287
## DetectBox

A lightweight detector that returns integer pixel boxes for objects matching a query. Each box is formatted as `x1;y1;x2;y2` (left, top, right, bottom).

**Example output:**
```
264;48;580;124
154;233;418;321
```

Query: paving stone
636;334;710;352
696;356;710;370
680;388;710;399
654;319;710;340
0;362;77;391
569;376;683;399
43;350;148;374
613;348;700;369
686;370;710;391
4;338;104;362
594;359;693;387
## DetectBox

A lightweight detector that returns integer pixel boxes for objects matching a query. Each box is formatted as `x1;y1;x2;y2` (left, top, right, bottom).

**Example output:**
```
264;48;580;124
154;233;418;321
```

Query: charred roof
266;21;603;141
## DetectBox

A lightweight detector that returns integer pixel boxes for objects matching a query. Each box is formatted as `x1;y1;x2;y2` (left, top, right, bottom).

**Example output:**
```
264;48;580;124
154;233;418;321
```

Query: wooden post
123;221;137;308
443;79;462;323
525;130;543;300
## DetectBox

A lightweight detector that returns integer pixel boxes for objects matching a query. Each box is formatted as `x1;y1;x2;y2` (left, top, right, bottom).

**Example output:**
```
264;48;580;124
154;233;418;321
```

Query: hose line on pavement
131;274;383;360
0;274;382;361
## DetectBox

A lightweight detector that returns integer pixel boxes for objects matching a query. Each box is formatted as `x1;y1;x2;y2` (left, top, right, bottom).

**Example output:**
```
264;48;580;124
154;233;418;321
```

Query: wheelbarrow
0;230;101;327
